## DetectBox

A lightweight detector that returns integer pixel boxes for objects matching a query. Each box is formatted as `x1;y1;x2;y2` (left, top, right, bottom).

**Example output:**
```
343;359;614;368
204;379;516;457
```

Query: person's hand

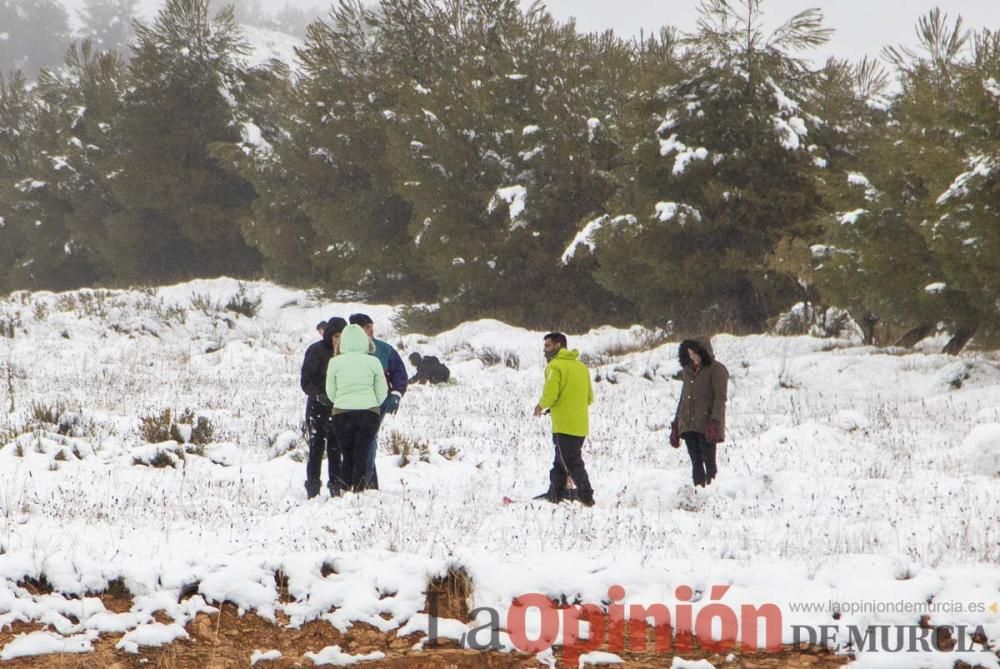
316;394;332;407
706;419;721;443
384;394;401;415
533;404;544;417
669;420;680;448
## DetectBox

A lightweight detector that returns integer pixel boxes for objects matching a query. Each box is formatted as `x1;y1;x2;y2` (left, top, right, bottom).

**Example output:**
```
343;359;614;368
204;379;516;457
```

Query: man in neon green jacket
533;332;595;506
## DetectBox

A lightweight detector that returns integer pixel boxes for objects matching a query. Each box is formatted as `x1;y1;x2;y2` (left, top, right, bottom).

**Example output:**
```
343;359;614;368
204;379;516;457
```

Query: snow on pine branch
659;134;709;175
654;202;702;225
937;155;997;205
561;214;637;264
488;185;528;229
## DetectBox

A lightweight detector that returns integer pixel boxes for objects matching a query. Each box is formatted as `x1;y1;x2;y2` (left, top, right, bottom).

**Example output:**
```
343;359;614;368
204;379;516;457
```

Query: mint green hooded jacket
538;348;594;437
326;324;388;411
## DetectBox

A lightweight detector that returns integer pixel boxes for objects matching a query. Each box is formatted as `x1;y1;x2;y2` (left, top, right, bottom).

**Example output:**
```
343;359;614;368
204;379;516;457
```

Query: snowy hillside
1;279;999;666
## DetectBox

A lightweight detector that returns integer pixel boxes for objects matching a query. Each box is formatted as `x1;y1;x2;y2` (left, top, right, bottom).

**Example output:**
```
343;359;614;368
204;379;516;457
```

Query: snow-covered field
1;278;999;667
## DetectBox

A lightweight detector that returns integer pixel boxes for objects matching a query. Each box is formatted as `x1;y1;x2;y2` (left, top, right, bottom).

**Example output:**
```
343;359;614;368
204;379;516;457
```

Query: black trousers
549;433;593;499
305;399;342;495
683;432;717;486
332;410;382;492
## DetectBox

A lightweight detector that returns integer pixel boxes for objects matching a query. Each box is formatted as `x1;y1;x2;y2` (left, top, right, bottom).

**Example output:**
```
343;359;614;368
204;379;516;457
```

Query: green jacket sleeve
325;359;338;407
538;364;561;409
587;372;594;405
373;358;389;406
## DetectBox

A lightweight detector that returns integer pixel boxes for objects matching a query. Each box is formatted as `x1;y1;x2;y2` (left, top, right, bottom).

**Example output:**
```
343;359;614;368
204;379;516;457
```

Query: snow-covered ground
1;278;999;667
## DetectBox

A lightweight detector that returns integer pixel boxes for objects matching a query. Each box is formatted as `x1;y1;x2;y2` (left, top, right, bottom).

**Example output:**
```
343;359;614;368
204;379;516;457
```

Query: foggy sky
59;0;999;63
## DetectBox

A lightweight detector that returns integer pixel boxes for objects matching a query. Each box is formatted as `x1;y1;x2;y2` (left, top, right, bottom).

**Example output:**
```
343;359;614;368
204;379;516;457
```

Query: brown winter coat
673;338;729;442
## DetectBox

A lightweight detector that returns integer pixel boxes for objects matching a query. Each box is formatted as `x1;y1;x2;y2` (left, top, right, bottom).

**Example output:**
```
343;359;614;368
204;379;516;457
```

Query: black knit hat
325;317;347;336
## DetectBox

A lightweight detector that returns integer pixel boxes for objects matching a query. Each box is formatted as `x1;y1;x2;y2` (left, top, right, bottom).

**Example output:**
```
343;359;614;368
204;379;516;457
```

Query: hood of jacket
679;337;714;367
339;323;371;354
552;348;581;362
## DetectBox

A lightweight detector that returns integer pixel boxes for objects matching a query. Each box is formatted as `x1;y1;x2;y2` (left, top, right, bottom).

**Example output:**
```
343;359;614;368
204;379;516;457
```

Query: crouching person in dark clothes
670;337;729;487
326;324;388;491
300;317;347;498
533;332;595;506
408;352;450;385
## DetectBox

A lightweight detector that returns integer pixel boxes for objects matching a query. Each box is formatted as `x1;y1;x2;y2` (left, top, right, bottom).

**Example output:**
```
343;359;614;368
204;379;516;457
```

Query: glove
669;420;680;448
384;393;401;415
706;419;721;444
315;394;332;407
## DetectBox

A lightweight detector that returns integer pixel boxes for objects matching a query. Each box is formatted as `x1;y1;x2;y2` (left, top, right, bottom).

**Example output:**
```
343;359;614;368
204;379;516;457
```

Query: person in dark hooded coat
300;316;348;498
408;352;450;385
670;337;729;487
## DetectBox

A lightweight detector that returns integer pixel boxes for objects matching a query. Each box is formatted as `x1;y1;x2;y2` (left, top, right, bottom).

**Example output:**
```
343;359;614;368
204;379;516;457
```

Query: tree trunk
860;313;880;346
942;322;978;356
895;323;934;348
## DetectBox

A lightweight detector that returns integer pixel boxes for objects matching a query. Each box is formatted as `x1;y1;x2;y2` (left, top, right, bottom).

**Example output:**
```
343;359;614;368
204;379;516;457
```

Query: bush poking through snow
267;430;301;460
604;328;672;356
148;450;179;468
29;400;66;427
131;442;185;468
0;313;20;338
225;283;262;318
383;431;458;466
31;301;48;321
772;303;858;339
384;431;430;467
139;409;174;443
425;564;473;621
139;408;214;450
464;344;519;369
189;291;221;315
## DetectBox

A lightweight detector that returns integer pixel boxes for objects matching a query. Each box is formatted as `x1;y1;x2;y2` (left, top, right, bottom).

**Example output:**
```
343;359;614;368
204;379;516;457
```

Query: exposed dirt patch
0;604;859;669
14;577;52;597
0;590;875;668
423;565;473;622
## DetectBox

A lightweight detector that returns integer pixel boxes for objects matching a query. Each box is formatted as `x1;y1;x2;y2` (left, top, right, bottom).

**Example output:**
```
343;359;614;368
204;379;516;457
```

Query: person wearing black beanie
300;316;348;498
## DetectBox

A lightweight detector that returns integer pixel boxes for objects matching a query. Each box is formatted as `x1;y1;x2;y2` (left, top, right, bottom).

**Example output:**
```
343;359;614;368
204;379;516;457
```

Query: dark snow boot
305;479;322;499
534;489;563;503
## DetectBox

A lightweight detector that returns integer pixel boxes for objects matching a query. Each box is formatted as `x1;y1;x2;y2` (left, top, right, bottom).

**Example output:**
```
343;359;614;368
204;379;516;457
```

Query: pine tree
33;41;130;285
0;71;40;290
241;0;430;298
926;26;1000;349
0;66;102;291
377;0;636;326
106;0;262;282
802;56;937;345
591;0;831;332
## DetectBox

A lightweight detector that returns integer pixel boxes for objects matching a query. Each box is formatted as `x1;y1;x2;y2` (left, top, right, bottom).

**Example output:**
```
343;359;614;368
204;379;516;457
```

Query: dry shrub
424;564;473;622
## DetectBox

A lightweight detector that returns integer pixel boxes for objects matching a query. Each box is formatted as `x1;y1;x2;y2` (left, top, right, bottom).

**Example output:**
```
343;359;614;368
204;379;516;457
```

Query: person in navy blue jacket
349;313;408;490
300;316;348;498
